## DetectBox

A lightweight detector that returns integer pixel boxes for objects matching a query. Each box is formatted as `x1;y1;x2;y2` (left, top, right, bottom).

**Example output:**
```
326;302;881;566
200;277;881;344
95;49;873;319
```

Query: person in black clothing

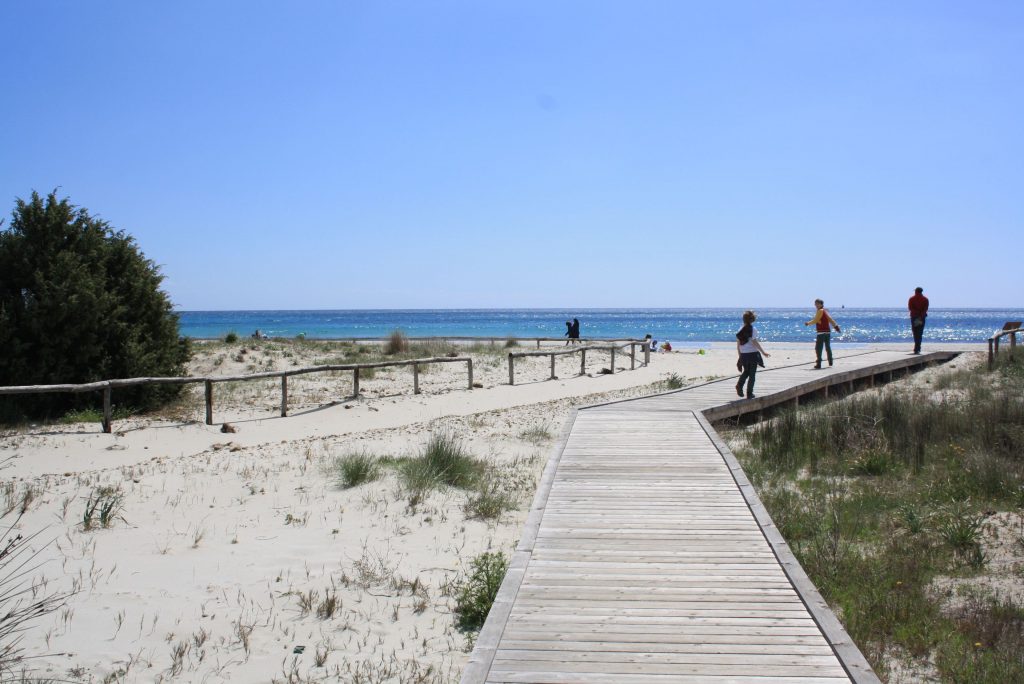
570;318;580;344
564;321;573;346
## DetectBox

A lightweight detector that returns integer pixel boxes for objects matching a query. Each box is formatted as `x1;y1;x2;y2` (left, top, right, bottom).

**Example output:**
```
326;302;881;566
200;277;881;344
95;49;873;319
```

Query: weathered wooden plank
462;351;956;683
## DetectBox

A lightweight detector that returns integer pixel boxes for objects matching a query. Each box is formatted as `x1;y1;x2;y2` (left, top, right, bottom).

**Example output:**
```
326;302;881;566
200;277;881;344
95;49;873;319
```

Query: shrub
332;451;381;488
384;329;409;355
504;336;520;348
453;551;508;631
224;331;238;343
0;191;190;420
665;373;685;390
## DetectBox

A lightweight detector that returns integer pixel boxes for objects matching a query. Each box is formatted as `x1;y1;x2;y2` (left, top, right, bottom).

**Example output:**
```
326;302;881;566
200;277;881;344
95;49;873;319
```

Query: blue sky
2;2;1020;309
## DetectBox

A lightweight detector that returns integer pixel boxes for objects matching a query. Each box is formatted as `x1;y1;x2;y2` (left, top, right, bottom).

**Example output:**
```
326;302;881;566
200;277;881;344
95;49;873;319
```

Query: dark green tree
0;191;190;418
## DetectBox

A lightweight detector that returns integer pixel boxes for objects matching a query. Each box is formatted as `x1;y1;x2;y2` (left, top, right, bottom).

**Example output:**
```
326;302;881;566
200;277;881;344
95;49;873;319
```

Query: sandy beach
0;339;981;682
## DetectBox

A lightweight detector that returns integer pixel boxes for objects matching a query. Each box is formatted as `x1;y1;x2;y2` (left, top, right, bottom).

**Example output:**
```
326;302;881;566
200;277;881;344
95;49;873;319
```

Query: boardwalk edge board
463;351;955;683
695;411;882;684
461;410;579;682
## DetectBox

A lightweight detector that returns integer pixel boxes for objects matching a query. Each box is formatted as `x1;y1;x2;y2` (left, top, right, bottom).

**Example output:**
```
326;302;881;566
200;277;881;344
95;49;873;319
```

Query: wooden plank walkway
463;350;955;683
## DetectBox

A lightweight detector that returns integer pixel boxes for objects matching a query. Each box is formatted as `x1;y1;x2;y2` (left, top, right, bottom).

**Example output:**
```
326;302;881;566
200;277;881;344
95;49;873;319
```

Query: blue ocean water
176;309;1021;345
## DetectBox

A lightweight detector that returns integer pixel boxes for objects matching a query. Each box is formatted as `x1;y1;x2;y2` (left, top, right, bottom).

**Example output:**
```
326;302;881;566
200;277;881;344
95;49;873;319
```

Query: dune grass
330;451;382;488
727;355;1024;680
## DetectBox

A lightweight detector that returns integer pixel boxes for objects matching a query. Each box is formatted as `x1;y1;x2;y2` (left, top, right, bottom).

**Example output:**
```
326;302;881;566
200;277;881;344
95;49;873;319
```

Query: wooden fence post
644;344;650;366
102;386;112;434
467;359;474;389
610;347;616;374
580;349;587;376
413;363;420;394
630;343;636;370
1012;331;1017;360
281;375;288;417
508;354;515;386
205;381;213;425
536;339;541;349
989;338;995;369
550;354;556;380
353;368;360;396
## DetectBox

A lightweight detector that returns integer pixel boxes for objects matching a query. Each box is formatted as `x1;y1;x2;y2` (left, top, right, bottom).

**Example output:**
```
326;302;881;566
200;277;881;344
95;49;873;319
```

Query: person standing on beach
571;318;581;344
804;299;841;369
908;287;929;354
564;321;573;346
735;310;770;399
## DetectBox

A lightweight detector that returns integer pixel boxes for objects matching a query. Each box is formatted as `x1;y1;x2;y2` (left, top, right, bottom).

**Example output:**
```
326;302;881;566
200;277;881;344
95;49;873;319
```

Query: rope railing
0;356;474;433
507;340;650;386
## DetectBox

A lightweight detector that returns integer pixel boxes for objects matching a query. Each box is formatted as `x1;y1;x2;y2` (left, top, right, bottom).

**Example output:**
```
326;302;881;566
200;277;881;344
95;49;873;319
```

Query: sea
176;309;1022;346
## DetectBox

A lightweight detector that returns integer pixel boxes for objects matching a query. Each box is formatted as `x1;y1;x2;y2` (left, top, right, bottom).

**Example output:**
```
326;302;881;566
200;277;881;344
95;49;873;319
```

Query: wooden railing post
1012;331;1017;360
630;343;636;370
550;353;556;380
281;375;288;417
204;380;213;425
989;338;995;370
644;343;650;366
413;363;420;394
610;347;616;374
467;359;474;389
580;349;587;376
536;339;541;349
508;354;515;386
353;367;360;396
102;386;112;434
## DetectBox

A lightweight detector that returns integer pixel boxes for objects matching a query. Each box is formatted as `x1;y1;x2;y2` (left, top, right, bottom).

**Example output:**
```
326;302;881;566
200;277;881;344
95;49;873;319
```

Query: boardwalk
464;350;955;683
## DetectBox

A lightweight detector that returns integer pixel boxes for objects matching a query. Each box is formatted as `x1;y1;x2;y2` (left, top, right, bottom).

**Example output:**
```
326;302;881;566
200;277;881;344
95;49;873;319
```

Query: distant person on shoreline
571;318;581;344
804;299;841;369
564;321;573;346
735;310;769;399
908;286;929;354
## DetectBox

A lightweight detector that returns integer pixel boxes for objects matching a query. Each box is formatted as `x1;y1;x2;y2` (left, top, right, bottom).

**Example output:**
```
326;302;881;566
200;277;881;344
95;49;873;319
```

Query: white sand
0;340;979;682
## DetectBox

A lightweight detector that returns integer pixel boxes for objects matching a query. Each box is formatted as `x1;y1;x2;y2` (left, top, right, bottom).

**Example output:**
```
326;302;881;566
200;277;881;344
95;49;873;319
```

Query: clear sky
2;2;1020;310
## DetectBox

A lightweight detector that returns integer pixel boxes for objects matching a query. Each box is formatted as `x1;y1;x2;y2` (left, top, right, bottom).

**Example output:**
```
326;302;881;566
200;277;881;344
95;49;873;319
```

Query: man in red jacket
908;287;929;354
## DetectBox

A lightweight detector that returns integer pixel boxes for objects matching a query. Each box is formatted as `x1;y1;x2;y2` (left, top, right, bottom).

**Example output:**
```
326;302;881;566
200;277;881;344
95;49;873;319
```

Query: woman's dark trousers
737;352;759;398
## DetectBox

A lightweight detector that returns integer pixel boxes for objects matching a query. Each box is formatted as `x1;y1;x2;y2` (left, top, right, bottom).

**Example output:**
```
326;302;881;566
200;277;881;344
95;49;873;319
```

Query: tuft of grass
504;336;520;348
82;486;124;531
452;551;508;631
224;331;238;343
418;432;482;488
384;329;409;355
464;479;515;521
331;451;381;488
518;423;553;445
397;432;484;506
664;373;685;390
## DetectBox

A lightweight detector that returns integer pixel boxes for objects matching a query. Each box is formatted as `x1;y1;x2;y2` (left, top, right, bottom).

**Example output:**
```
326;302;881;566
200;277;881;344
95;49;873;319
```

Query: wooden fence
507;341;650;386
0;356;473;434
222;335;645;349
989;325;1021;369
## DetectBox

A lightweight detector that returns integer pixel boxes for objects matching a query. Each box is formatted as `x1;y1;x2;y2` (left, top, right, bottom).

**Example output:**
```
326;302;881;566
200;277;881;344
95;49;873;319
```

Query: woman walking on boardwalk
804;299;841;369
736;310;770;399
